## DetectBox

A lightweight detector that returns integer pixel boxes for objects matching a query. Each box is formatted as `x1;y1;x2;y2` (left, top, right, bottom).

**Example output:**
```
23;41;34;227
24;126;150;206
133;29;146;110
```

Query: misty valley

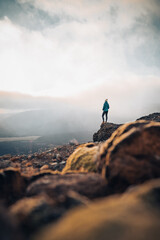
0;108;97;156
0;132;93;156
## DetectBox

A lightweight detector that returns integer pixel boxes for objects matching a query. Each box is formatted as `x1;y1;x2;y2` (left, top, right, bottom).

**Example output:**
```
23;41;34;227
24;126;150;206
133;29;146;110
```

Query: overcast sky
0;0;160;122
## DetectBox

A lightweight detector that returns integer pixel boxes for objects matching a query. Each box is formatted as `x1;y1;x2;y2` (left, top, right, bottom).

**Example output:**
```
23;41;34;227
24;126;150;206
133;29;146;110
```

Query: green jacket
103;101;109;112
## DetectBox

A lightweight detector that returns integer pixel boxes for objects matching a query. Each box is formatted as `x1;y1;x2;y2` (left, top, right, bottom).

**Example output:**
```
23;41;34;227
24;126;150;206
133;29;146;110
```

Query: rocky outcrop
93;122;121;142
33;179;160;240
93;112;160;142
96;120;160;193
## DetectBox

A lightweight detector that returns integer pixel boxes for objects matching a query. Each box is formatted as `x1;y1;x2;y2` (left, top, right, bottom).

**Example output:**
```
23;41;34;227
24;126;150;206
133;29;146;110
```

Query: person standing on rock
102;99;109;123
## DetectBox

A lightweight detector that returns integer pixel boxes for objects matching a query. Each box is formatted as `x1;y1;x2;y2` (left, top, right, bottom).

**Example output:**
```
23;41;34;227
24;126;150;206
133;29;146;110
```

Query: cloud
0;91;69;111
73;76;160;121
0;0;61;30
1;73;160;124
0;0;159;117
0;16;130;97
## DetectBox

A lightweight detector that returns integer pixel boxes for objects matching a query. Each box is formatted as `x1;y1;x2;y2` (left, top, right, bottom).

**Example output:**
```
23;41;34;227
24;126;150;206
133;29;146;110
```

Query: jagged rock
40;165;49;171
93;113;160;143
10;192;89;238
33;179;160;240
96;120;160;193
63;143;99;173
0;168;28;206
26;172;108;200
137;112;160;122
93;122;121;142
0;205;23;240
0;144;78;174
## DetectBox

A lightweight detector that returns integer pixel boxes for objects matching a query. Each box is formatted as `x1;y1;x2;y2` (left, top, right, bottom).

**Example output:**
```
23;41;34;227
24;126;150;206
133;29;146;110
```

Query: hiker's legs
102;111;105;122
105;111;108;122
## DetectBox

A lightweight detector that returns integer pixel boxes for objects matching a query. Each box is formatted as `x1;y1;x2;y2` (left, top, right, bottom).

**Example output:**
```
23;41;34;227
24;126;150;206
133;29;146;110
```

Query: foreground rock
63;143;99;173
26;173;108;200
33;179;160;240
0;205;23;240
0;168;28;206
0;167;107;205
97;120;160;193
0;168;61;206
0;168;107;238
10;192;88;238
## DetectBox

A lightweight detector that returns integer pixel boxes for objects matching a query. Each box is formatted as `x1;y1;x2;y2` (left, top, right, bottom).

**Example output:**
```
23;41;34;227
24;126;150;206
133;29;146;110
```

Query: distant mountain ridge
0;108;99;137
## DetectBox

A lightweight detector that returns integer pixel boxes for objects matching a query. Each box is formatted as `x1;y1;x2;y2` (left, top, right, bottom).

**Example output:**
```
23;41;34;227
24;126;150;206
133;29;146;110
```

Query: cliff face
93;112;160;142
93;122;121;142
0;113;160;240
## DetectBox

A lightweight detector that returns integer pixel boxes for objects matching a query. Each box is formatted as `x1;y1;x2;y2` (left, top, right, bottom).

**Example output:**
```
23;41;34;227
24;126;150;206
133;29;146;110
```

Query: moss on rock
63;143;99;173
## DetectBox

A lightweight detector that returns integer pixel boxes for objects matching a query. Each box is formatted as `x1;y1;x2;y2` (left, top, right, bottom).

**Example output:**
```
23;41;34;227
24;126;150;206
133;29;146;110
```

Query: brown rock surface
26;172;108;200
0;168;28;206
0;144;78;175
97;120;160;193
0;205;23;240
10;192;88;238
33;179;160;240
0;168;60;206
93;122;121;142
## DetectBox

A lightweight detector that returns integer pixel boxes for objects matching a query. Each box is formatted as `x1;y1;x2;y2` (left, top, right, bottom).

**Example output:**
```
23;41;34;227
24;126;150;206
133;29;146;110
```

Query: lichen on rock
63;143;99;173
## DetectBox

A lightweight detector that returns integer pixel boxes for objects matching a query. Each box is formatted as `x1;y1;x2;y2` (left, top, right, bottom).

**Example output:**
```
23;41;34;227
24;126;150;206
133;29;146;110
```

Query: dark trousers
102;111;108;122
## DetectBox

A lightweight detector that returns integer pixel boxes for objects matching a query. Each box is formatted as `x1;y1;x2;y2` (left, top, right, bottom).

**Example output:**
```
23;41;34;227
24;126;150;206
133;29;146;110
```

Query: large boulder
63;143;99;173
26;172;108;200
96;120;160;193
10;192;88;238
0;168;61;206
33;179;160;240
